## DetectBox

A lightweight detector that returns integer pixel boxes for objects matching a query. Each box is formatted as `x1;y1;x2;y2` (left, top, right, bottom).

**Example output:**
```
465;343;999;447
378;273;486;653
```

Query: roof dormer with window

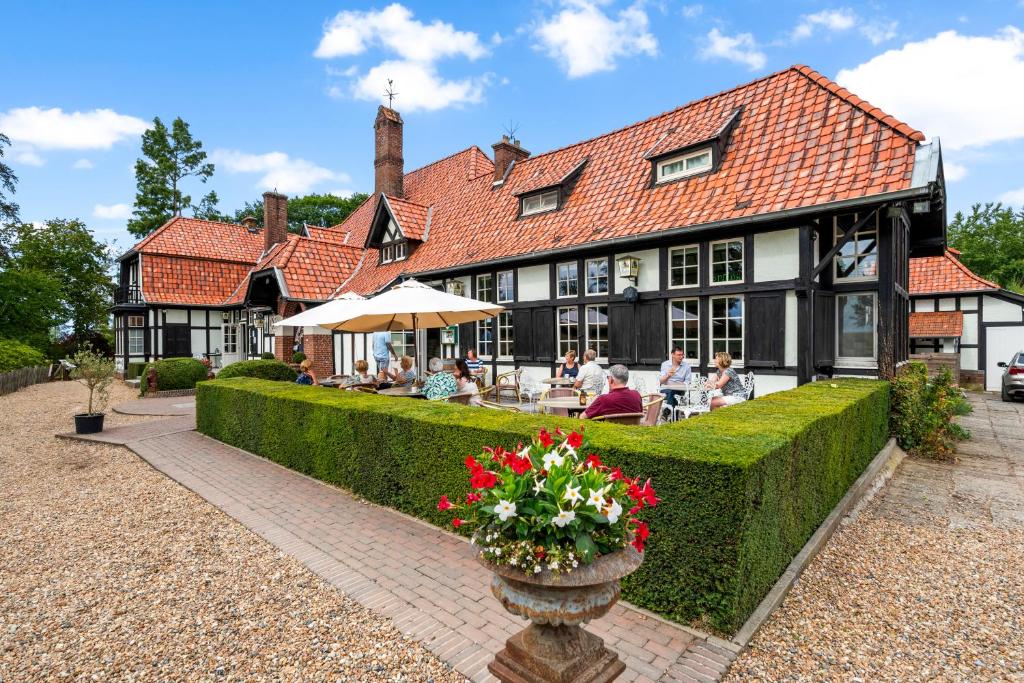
365;193;430;265
645;106;742;187
512;157;588;219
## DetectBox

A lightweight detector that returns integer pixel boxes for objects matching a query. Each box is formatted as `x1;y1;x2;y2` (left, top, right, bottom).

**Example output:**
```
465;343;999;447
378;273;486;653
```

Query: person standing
659;347;692;419
582;365;642;419
573;349;605;396
372;331;397;375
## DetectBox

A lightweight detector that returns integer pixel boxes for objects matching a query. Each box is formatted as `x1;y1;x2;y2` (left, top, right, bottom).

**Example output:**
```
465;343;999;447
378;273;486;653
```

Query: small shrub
71;343;115;414
216;359;297;382
142;357;209;394
891;362;971;459
126;361;148;380
292;351;307;364
260;352;276;360
0;339;47;373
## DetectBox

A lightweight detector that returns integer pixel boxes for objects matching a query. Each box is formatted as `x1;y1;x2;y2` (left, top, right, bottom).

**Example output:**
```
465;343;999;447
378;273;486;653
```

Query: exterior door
986;327;1023;391
163;324;191;358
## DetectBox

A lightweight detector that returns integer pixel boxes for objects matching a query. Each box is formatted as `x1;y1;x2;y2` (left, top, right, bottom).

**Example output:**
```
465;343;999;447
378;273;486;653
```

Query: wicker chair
480;400;521;412
482;368;523;404
590;412;644;425
539;387;579;416
640;394;665;426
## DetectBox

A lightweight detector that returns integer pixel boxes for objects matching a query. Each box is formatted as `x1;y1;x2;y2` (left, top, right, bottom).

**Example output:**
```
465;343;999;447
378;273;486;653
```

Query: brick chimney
492;135;530;183
263;191;288;252
374;106;404;198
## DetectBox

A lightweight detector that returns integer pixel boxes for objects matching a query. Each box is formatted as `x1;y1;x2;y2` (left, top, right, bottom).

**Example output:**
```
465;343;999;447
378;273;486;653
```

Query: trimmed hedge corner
216;359;297;382
142;357;208;393
197;377;889;633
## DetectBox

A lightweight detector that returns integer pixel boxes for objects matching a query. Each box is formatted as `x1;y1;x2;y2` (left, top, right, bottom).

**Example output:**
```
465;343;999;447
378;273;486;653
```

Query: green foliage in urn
71;343;115;415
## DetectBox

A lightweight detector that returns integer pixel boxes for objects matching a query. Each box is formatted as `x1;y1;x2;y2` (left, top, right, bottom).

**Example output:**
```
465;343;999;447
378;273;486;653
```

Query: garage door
986;326;1024;391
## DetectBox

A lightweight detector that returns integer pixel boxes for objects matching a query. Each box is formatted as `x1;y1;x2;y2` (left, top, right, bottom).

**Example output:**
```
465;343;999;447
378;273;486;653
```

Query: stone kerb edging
145;388;197;399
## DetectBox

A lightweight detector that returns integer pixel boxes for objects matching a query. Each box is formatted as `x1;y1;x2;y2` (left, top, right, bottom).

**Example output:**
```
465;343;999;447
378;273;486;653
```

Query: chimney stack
262;191;288;252
374;105;404;198
492;135;530;183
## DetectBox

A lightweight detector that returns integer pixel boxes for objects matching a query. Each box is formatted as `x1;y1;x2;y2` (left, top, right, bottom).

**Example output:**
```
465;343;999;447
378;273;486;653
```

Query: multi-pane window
223;324;238;353
835;213;878;280
497;270;514;303
710;239;743;284
585;258;609;295
656;148;712;183
477;274;493;303
710;295;743;361
391;330;415;359
669;245;699;288
477;318;494;357
557;262;578;298
521;189;559;216
557;306;578;358
837;293;876;361
497;311;514;357
127;315;144;355
381;242;407;264
669;298;700;361
585;305;609;360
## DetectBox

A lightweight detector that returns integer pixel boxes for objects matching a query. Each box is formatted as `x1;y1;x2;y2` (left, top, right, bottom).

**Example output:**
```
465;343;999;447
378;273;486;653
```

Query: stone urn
479;545;643;683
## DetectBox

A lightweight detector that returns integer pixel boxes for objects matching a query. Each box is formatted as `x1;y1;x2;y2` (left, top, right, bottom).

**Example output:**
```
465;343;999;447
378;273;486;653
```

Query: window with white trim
669;245;699;288
557;306;578;358
557;262;578;298
669;298;700;361
585;258;608;295
127;315;144;355
391;330;415;359
381;241;407;264
223;324;238;354
497;311;514;357
656;148;712;183
476;274;493;304
497;270;514;303
521;189;559;216
710;239;743;284
477;318;494;357
834;213;878;281
836;293;876;362
585;304;608;360
710;295;743;361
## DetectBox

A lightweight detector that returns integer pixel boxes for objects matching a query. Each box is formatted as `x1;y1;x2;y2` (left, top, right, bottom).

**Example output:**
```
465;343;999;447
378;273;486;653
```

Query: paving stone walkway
77;409;738;682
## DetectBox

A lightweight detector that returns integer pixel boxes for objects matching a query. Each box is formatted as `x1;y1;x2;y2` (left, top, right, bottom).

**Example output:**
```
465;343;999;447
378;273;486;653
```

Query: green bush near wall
126;361;148;380
196;377;889;633
142;357;208;392
0;339;47;373
216;359;297;382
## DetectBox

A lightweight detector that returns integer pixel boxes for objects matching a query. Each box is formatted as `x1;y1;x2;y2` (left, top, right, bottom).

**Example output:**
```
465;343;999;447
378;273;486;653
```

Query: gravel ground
725;505;1024;681
0;381;463;682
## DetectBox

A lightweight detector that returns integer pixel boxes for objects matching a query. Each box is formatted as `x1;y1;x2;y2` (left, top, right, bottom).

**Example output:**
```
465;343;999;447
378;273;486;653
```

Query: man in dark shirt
582;364;642;419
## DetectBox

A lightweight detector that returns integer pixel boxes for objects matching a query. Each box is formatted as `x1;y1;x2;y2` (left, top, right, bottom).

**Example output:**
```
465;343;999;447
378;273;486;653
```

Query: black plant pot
74;413;105;434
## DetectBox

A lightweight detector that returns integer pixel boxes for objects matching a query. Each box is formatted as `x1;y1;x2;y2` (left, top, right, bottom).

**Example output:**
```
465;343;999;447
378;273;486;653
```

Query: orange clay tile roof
141;254;253;305
642;107;740;159
132;217;266;263
509;156;588;196
909;311;963;338
334;64;926;295
383;195;430;241
909;249;999;295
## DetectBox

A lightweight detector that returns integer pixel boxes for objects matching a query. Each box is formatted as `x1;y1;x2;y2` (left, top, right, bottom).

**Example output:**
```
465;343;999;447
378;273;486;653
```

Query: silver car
998;352;1024;401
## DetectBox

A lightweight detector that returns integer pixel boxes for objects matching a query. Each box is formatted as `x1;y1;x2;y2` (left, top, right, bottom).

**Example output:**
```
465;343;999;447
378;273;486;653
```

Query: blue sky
3;0;1023;253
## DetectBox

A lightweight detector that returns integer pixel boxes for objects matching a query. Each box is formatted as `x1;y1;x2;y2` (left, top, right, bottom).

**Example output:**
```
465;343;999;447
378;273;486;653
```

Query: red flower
452;518;464;528
639;479;660;507
584;454;603;470
609;467;624;481
538;428;554;448
554;428;563;436
437;495;453;511
466;492;482;504
534;545;546;559
631;521;650;552
628;505;641;516
465;455;481;472
567;431;583;449
470;470;498;489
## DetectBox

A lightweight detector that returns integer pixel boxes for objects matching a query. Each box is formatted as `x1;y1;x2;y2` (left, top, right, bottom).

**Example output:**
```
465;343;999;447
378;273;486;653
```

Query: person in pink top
582;364;641;419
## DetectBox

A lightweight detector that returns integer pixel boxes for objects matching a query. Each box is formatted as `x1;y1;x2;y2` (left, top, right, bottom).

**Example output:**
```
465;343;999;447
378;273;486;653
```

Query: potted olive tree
71;344;115;434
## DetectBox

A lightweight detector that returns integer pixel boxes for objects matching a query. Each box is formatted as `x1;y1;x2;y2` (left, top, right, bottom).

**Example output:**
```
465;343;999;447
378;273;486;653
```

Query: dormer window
521;189;559;217
381;241;407;264
656;148;712;184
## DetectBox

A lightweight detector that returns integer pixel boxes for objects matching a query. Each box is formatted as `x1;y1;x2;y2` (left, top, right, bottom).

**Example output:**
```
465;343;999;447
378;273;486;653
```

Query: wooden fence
0;366;51;397
909;352;960;385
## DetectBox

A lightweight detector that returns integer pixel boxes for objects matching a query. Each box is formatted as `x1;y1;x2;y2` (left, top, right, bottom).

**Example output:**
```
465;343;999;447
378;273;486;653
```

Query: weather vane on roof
503;119;520;144
384;79;398;108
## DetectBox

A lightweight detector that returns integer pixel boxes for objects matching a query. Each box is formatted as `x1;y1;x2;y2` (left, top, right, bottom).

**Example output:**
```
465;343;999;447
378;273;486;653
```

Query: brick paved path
88;419;738;682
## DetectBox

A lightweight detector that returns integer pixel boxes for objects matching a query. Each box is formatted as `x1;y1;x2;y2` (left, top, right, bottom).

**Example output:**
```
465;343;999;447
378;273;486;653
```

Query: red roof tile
141;254;252;305
383;195;430;241
909;249;999;295
133;217;265;263
642;107;740;159
909;311;963;338
509;156;588;196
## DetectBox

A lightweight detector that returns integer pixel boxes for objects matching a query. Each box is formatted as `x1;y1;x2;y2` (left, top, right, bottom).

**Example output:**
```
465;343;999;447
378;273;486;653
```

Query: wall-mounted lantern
445;280;466;297
615;254;642;284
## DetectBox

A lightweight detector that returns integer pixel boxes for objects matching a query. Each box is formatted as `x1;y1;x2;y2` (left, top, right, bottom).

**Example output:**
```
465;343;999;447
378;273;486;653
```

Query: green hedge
143;357;208;392
0;339;48;373
197;377;889;633
126;361;148;380
216;359;297;382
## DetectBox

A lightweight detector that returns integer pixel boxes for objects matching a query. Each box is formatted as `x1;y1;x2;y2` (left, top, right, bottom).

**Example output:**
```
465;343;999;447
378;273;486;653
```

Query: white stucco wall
164;309;187;324
961;296;978;311
517;264;549;301
983;295;1023;323
785;291;798;367
915;299;935;312
938;298;956;311
613;248;659;292
961;313;978;345
190;309;209;326
961;347;979;372
754;374;798;396
190;329;207;356
753;229;800;282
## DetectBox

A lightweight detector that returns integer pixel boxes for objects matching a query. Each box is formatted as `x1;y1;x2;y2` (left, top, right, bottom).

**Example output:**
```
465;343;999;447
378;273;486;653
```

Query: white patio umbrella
273;291;366;328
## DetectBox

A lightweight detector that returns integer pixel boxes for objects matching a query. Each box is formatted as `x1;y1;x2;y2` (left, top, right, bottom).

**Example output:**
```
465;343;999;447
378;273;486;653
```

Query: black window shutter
532;307;556;363
636;300;667;365
813;291;836;366
746;292;785;368
608;303;635;365
513;308;533;362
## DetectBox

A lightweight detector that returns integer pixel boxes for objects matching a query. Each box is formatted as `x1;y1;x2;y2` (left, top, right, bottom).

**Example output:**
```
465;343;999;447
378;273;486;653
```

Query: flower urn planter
479;545;643;683
74;412;105;434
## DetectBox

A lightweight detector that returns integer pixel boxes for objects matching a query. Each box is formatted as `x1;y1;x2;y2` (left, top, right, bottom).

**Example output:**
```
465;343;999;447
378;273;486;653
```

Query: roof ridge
404;145;492;179
131;215;180;252
945;248;1000;289
792;65;925;142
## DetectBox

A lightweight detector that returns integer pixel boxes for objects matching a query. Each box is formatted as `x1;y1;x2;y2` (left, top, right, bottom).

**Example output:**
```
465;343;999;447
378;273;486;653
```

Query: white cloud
999;187;1024;206
681;4;703;19
533;0;658;78
0;107;147;150
212;149;351;195
13;148;45;166
72;158;94;170
345;60;490;112
944;161;968;182
700;28;766;70
836;27;1024;152
792;9;857;41
93;203;132;220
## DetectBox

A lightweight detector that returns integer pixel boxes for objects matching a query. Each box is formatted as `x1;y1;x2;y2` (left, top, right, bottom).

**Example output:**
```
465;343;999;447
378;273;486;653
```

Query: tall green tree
127;116;217;237
231;192;369;233
0;268;63;350
948;202;1024;293
0;132;19;229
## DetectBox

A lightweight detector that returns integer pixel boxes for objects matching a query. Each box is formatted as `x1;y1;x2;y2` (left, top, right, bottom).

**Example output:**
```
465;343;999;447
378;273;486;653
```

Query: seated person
464;348;485;381
659;346;692;417
345;359;376;386
706;351;747;410
454;358;483;406
573;349;606;396
422;357;457;400
295;359;318;386
384;355;416;387
582;364;642;419
555;349;579;380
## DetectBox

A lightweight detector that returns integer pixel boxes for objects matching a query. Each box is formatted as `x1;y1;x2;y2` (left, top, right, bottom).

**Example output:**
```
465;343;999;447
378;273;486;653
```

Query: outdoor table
536;396;593;415
318;378;348;388
660;382;697;406
541;377;576;386
377;386;425;398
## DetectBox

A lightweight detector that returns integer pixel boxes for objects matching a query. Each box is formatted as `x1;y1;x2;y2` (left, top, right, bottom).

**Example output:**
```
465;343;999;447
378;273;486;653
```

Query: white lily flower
534;565;542;574
562;484;582;506
548;560;559;570
586;489;605;509
552;508;576;528
533;478;546;495
496;499;517;521
542;451;565;470
604;498;623;524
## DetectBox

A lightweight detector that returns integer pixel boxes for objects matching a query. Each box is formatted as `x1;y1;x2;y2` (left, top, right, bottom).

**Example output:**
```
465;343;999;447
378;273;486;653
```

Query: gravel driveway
0;381;462;682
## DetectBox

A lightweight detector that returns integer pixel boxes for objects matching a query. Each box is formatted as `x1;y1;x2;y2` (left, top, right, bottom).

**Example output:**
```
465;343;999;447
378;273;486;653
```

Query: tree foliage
231;192;369;233
0;132;18;228
0;268;63;349
127;117;217;237
948;202;1024;293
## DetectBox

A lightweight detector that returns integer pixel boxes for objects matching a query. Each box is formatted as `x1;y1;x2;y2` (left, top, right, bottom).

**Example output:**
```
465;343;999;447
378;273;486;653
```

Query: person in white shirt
573;349;606;396
659;347;692;418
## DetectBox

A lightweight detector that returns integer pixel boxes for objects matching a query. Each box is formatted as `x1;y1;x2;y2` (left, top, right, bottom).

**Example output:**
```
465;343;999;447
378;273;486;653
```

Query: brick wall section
374;106;404;198
274;334;294;363
491;136;530;182
304;334;334;377
263;191;288;252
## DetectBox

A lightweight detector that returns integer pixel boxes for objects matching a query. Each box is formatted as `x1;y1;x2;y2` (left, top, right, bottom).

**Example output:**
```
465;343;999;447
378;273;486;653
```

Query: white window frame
477;318;494;359
585;257;609;296
585;304;609;362
556;262;578;299
380;241;407;264
833;213;879;282
521;189;559;216
656;147;712;184
390;330;415;359
127;315;144;328
497;270;515;303
557;306;579;358
476;273;493;304
497;311;514;359
709;295;744;366
668;298;700;364
668;244;700;289
128;328;144;355
223;324;238;354
835;292;878;366
709;238;744;285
